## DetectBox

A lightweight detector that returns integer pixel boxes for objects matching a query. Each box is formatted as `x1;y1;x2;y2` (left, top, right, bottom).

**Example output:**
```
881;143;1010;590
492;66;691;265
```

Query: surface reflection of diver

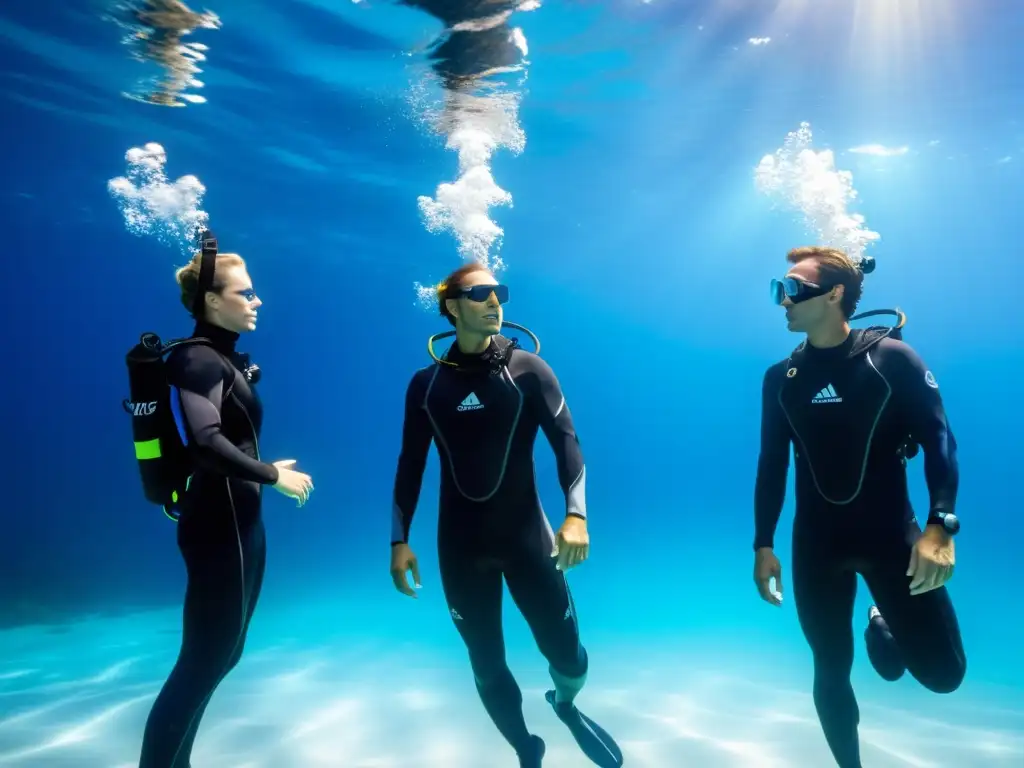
429;25;525;89
131;0;215;37
113;0;220;107
401;0;528;89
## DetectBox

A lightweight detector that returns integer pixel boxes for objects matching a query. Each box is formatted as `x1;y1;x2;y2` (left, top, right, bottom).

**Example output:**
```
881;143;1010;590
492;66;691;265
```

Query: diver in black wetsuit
138;245;313;768
389;263;623;768
752;246;966;768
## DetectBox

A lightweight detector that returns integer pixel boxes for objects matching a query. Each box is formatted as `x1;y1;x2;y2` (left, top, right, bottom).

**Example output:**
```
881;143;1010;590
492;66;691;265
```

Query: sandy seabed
0;605;1021;768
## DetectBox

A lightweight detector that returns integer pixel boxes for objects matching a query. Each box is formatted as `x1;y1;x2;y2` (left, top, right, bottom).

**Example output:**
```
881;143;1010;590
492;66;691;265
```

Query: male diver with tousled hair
753;246;966;767
135;234;313;768
389;262;623;768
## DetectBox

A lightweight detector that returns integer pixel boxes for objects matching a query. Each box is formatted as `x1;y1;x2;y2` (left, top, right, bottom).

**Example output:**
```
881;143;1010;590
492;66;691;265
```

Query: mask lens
772;276;827;305
465;284;509;303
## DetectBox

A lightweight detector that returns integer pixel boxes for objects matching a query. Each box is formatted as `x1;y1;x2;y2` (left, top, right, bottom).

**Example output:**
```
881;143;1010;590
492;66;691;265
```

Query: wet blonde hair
175;251;246;314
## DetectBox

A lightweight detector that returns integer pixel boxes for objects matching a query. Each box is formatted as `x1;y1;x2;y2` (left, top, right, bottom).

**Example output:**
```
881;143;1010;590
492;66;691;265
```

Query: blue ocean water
1;1;1022;766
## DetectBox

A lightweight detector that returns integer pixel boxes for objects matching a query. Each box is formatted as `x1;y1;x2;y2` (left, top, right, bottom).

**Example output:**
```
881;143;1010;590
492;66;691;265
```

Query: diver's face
780;260;837;334
451;270;503;336
211;265;261;333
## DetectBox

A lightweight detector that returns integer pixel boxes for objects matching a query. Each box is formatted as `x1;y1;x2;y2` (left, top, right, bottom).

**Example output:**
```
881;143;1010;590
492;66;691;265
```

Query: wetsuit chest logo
425;369;523;502
457;392;484;412
811;383;842;404
780;355;891;505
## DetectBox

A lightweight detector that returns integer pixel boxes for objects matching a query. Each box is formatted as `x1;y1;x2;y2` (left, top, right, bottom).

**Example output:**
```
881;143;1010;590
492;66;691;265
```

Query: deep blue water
1;1;1022;766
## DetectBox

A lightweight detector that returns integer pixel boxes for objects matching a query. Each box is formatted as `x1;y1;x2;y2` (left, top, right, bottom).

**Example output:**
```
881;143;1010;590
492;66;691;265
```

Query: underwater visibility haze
1;0;1022;766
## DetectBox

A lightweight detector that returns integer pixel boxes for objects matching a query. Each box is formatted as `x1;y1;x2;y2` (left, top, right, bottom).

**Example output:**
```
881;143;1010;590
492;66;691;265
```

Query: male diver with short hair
753;246;966;767
135;234;313;768
389;262;623;768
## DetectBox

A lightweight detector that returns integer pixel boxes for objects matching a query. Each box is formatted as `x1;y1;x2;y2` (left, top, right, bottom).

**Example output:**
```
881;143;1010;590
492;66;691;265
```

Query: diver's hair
436;261;492;327
175;251;246;315
786;246;864;318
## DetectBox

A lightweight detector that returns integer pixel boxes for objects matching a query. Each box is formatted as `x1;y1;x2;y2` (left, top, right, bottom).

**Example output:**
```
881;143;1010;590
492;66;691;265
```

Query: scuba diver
388;262;623;768
752;246;966;767
129;232;313;768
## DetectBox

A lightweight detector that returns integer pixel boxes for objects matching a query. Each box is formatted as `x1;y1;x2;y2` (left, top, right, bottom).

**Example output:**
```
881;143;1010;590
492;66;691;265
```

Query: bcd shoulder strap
165;337;240;404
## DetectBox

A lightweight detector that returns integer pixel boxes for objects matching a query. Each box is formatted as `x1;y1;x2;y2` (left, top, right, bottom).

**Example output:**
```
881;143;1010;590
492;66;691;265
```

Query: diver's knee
223;643;246;674
811;653;855;696
186;631;247;676
919;655;966;694
812;648;854;676
469;653;510;689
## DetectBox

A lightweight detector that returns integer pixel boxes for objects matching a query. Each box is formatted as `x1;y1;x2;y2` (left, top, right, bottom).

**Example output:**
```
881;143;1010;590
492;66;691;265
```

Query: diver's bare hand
552;515;589;571
754;547;783;606
907;525;955;596
271;459;313;506
390;543;422;598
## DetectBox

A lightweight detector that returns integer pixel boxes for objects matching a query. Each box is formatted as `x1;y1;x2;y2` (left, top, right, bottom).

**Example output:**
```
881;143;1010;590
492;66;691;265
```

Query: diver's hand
271;459;313;506
754;547;783;606
552;515;589;571
390;543;422;598
908;525;955;596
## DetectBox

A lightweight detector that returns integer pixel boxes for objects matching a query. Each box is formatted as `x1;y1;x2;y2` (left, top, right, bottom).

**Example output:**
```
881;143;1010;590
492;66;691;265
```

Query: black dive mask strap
190;229;219;319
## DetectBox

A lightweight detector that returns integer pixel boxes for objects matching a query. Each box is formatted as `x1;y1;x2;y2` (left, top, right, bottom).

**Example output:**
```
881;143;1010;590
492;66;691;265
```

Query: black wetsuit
139;321;279;768
392;336;588;757
754;328;967;768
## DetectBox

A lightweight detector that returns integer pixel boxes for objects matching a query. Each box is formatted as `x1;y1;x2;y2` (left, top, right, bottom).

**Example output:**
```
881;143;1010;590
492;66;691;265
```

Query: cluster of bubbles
410;8;535;308
754;121;880;265
107;142;208;255
416;86;527;273
411;87;527;310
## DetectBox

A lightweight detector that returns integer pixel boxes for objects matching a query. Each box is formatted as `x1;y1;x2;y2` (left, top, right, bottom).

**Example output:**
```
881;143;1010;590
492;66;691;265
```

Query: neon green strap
134;439;161;460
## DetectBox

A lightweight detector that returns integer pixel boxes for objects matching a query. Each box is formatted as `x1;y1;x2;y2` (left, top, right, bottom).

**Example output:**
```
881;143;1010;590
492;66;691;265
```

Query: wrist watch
928;511;960;536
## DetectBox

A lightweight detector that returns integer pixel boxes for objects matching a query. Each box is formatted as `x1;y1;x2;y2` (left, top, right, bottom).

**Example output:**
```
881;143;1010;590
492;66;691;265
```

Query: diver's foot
545;690;623;767
517;734;545;767
865;604;906;682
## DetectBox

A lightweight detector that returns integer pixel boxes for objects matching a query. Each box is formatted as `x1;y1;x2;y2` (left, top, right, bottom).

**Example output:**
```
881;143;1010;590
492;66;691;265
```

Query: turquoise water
2;1;1023;766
